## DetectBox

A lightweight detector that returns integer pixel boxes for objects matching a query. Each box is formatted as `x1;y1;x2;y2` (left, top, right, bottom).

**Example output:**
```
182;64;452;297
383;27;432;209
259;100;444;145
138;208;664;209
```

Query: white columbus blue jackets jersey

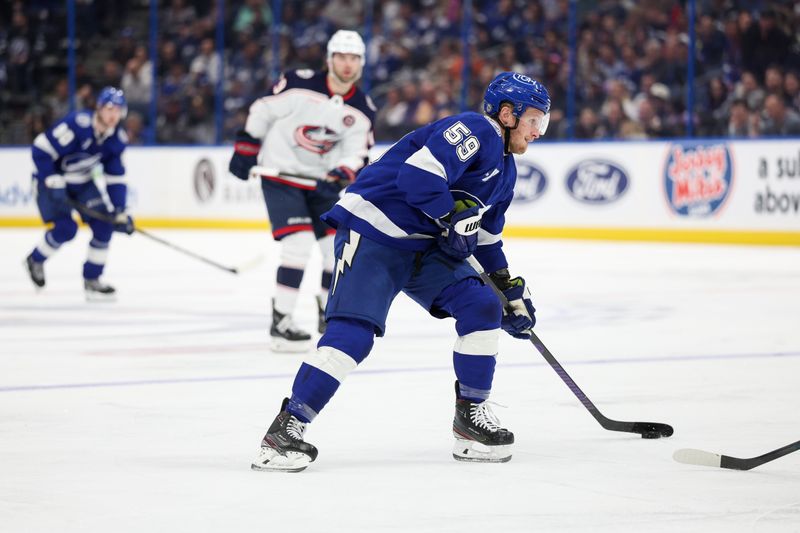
31;111;128;208
322;111;516;273
245;70;375;189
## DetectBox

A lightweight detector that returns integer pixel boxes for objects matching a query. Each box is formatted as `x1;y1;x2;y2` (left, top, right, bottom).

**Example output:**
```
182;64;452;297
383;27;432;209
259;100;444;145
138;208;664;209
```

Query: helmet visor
521;111;550;136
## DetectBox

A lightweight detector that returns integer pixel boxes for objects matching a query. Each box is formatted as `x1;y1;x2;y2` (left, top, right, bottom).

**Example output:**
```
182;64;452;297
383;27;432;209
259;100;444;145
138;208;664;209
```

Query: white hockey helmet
327;30;366;66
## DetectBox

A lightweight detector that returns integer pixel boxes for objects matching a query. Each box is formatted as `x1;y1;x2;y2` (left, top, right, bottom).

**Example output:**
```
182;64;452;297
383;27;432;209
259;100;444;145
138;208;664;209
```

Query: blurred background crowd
1;0;799;145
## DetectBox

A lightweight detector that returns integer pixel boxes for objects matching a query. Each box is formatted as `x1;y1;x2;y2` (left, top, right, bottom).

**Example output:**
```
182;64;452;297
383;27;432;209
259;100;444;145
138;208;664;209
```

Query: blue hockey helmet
96;86;128;118
483;72;551;131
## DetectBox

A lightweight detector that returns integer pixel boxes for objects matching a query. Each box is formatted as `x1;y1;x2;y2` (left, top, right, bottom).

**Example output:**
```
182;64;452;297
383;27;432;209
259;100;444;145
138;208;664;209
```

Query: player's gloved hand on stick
229;130;261;181
489;268;536;339
317;166;356;195
112;209;135;235
437;199;481;260
43;175;68;207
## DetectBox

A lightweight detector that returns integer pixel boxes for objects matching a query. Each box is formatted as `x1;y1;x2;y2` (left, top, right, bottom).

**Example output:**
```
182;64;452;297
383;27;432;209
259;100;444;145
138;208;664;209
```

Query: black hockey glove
317;165;356;195
490;268;536;339
436;199;481;260
112;209;135;235
229;130;261;181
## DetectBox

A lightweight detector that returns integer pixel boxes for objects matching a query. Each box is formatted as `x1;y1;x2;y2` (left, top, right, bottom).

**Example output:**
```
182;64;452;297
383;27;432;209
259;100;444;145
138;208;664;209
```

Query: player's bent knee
318;317;375;364
52;217;79;243
449;281;503;334
280;231;315;266
88;219;113;242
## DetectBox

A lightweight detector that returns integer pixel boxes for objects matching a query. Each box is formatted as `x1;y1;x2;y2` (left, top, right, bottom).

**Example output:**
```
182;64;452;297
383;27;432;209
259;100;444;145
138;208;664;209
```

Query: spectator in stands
727;99;755;138
741;9;790;82
760;93;800;136
784;71;800;110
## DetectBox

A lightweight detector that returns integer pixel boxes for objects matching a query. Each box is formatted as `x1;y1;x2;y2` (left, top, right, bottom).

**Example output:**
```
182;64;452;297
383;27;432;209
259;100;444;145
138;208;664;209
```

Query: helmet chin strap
497;115;519;155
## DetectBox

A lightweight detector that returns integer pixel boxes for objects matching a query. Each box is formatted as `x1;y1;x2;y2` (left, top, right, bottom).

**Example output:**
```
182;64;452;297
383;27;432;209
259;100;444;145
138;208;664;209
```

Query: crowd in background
1;0;799;145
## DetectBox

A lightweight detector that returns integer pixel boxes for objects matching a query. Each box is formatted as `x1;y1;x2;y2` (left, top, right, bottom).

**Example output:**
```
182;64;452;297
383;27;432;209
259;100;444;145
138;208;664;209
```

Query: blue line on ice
2;350;799;393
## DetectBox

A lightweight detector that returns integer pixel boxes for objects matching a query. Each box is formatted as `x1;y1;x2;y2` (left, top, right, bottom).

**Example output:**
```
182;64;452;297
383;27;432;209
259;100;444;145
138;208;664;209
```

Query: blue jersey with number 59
321;111;516;273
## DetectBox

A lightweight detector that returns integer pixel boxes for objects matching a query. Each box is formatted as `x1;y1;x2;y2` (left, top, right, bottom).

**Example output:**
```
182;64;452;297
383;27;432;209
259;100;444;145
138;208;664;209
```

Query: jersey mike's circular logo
664;141;733;217
513;161;547;203
193;158;215;203
565;159;629;204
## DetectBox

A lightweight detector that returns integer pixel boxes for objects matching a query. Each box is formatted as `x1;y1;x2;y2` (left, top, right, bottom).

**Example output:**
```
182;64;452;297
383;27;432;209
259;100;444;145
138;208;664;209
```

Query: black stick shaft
722;439;800;470
68;200;239;274
465;256;672;437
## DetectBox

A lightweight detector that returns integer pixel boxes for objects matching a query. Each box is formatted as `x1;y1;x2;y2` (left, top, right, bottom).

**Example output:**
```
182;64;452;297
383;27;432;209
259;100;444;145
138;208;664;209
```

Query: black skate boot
270;300;312;352
25;254;45;288
84;278;117;302
316;295;327;334
452;380;514;463
251;398;318;472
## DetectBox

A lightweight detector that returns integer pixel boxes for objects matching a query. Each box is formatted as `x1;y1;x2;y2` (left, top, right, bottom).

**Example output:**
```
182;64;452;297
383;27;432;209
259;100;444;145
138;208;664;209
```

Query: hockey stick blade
465;256;674;439
674;439;800;471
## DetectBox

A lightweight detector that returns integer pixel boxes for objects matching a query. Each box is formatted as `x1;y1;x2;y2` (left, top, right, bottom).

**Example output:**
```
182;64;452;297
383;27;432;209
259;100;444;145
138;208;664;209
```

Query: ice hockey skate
316;295;327;334
452;381;514;463
251;398;318;473
270;301;312;352
84;279;117;302
24;254;45;289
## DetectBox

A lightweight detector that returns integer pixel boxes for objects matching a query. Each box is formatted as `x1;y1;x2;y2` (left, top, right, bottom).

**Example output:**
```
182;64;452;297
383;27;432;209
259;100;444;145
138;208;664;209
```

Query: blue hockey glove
112;209;135;235
229;130;261;181
43;175;68;207
317;166;356;195
437;199;481;260
489;269;536;339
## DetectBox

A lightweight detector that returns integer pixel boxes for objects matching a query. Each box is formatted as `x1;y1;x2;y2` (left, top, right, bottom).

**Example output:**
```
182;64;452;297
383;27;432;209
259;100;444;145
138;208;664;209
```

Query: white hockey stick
674;439;800;471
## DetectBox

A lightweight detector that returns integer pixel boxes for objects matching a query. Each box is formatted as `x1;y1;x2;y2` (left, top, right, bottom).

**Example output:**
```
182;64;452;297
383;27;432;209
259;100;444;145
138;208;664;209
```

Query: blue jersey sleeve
474;196;511;273
103;128;128;209
396;114;503;219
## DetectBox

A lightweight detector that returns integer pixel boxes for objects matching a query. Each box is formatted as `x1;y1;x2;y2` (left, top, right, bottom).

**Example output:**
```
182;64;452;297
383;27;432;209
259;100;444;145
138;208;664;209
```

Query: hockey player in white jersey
251;72;551;472
229;30;376;353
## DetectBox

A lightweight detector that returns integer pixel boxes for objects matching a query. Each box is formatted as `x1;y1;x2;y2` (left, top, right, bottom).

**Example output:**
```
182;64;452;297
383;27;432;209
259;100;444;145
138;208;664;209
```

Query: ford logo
565;160;629;204
513;161;547;203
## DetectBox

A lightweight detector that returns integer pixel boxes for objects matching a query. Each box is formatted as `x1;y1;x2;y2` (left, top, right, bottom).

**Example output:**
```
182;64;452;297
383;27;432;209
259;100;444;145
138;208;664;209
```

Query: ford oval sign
565;160;629;204
513;161;547;203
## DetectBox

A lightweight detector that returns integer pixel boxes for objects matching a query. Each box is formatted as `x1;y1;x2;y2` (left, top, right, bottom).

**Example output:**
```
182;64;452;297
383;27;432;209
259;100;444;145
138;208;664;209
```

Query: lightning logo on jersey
332;230;361;295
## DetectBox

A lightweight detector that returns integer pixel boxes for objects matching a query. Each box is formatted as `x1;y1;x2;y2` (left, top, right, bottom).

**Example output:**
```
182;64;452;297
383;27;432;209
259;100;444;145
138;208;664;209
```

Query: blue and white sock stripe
87;239;110;265
459;382;491;402
36;232;62;257
287;396;319;424
304;346;358;384
276;266;304;289
453;328;500;356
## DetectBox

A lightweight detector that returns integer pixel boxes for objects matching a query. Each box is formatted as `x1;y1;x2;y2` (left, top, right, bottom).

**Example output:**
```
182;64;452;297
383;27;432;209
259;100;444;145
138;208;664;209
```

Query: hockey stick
465;256;674;439
673;439;800;470
248;165;350;188
67;200;256;275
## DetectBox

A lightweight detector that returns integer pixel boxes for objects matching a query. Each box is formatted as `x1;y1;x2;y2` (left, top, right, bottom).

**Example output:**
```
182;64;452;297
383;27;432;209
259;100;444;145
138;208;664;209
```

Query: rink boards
1;139;798;245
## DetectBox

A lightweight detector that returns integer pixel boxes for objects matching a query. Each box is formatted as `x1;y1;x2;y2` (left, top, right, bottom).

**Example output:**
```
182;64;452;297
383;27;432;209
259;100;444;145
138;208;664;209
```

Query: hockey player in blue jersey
251;72;550;472
24;87;134;301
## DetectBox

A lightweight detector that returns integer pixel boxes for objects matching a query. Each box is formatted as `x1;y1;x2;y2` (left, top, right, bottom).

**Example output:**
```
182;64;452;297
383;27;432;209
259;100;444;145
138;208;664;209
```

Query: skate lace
277;315;304;335
286;417;306;440
469;401;506;433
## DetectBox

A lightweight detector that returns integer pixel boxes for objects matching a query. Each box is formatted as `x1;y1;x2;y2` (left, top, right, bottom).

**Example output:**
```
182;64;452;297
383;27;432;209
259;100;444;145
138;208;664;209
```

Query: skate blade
251;447;312;473
85;292;117;303
452;438;512;463
269;338;312;353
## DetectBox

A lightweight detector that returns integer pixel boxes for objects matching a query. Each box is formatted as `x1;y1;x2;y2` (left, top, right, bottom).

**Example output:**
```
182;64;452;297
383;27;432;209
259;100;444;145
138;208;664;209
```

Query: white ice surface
1;228;799;532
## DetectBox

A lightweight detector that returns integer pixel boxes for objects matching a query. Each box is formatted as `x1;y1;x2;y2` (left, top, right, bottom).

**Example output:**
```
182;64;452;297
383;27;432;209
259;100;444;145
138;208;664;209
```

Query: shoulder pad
74;112;92;129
